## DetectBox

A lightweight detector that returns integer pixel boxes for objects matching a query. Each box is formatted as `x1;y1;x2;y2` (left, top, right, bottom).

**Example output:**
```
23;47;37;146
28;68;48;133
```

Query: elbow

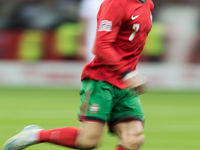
93;41;111;56
92;43;102;56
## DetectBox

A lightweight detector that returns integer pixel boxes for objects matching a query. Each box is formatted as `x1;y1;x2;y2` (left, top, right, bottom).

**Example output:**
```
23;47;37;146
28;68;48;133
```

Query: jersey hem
81;77;128;89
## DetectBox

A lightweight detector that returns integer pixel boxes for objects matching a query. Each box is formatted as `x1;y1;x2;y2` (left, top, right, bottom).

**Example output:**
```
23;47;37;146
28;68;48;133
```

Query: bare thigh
75;121;105;150
112;121;144;150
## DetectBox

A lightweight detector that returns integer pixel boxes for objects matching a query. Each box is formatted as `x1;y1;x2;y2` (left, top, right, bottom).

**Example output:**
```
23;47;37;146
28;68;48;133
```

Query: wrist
122;70;138;81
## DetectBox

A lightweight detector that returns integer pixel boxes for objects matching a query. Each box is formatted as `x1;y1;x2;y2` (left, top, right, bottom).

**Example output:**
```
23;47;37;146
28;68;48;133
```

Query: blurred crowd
0;0;81;29
0;0;199;63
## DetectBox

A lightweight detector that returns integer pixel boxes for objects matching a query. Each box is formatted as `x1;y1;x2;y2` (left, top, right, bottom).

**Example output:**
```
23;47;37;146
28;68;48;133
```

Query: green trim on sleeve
138;0;146;3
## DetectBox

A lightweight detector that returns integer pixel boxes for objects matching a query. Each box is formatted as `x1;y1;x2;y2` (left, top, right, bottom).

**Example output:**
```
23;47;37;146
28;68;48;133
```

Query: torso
81;0;154;89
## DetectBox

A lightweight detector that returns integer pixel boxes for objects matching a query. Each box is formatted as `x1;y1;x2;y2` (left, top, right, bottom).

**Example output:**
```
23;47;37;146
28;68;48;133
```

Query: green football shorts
78;79;145;129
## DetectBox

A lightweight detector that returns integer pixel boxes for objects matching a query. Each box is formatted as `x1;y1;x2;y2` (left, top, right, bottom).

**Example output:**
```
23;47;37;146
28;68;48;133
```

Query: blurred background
0;0;199;89
0;0;200;150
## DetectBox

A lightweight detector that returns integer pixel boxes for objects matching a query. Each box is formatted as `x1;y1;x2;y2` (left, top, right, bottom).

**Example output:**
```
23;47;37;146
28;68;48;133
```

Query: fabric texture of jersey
81;0;154;89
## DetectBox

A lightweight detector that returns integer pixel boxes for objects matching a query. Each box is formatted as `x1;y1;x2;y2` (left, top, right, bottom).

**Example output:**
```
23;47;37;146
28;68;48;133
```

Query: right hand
123;72;149;95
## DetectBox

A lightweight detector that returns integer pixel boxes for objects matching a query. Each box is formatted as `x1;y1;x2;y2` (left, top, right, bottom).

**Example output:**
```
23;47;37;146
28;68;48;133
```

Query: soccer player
3;0;154;150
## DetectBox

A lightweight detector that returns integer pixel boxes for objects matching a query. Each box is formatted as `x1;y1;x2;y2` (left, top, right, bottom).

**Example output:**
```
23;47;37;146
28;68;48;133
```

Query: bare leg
112;121;144;150
75;121;105;150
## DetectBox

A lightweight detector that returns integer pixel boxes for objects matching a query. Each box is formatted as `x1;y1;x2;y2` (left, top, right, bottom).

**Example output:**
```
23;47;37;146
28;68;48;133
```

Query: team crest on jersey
89;104;100;114
99;20;112;32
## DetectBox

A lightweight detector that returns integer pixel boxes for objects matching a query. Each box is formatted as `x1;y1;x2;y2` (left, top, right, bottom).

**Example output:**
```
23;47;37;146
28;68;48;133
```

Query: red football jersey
81;0;154;89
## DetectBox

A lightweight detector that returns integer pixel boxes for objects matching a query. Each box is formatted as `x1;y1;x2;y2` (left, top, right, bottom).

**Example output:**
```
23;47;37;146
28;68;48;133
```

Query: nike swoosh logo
131;15;140;20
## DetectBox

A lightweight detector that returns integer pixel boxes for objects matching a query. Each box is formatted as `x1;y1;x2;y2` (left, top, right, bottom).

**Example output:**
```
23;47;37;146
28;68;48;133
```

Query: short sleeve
96;0;125;42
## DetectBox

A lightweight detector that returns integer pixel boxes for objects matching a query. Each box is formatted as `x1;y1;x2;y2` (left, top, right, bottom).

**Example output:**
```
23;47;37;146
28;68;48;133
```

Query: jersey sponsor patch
98;20;112;31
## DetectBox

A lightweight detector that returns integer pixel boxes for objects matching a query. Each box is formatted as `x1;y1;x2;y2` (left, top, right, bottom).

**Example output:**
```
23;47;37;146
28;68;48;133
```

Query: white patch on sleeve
98;20;112;32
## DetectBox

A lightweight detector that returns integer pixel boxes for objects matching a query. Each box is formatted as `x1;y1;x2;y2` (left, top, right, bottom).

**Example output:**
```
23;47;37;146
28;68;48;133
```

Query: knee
76;122;104;150
76;133;100;150
79;142;98;150
122;133;145;150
